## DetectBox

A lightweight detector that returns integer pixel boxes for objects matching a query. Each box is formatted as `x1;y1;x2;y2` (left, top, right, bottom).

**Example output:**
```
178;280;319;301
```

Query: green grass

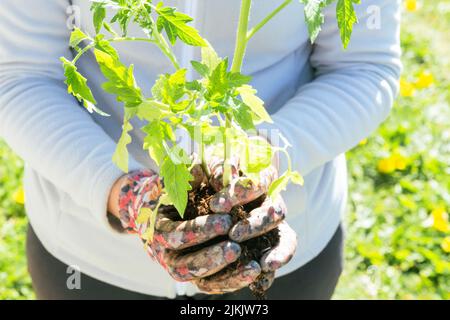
0;0;449;300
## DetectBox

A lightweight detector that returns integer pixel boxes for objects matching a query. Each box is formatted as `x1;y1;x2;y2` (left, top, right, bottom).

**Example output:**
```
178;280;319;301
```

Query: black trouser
26;224;344;300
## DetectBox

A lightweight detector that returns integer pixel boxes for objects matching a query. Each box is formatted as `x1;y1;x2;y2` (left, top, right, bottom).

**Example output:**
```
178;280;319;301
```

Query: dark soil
164;182;280;299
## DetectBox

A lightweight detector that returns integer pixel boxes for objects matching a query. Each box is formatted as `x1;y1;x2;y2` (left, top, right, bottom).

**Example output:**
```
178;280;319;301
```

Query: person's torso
25;0;346;297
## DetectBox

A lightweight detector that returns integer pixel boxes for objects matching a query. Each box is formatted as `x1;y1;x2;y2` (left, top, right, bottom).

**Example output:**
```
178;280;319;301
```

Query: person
0;0;401;300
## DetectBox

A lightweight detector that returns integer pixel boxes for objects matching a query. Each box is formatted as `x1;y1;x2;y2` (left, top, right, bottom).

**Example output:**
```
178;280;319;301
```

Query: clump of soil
164;182;280;299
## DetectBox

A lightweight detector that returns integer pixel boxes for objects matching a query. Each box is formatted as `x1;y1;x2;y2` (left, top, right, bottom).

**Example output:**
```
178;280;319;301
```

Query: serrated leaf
237;85;272;124
95;35;120;60
151;69;187;109
156;6;206;47
113;121;133;172
142;121;168;166
232;102;255;131
136;100;162;121
91;2;106;34
191;61;209;77
300;0;329;43
227;72;252;88
336;0;358;49
94;48;142;107
61;57;109;115
69;28;89;48
160;156;193;217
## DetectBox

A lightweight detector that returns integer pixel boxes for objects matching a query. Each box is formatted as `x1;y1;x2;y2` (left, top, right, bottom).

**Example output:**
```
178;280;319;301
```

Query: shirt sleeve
259;0;402;176
0;0;143;229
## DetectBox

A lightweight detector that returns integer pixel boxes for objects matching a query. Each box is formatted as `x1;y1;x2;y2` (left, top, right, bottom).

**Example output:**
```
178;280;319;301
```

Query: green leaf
155;5;206;47
60;57;108;115
95;35;120;60
227;72;252;88
112;121;133;172
136;100;162;121
240;137;273;175
336;0;358;49
232;102;255;131
69;28;89;48
206;59;229;101
268;172;290;199
160;156;193;217
91;2;106;34
290;171;304;185
268;170;304;199
300;0;332;43
142;121;174;166
159;193;173;206
191;61;209;77
201;44;221;71
152;69;188;111
237;85;273;124
94;49;142;107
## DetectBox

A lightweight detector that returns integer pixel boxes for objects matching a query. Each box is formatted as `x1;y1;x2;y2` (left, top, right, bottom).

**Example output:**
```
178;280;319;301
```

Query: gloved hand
116;169;240;282
192;157;298;294
113;154;297;293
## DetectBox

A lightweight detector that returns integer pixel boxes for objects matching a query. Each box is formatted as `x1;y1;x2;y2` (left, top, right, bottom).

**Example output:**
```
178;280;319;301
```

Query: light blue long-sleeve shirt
0;0;401;297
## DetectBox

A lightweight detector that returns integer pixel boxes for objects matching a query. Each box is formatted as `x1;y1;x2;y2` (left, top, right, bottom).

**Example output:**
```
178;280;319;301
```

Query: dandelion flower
405;0;417;12
415;71;434;89
400;78;415;97
441;237;450;253
431;207;450;232
377;158;396;174
13;186;25;205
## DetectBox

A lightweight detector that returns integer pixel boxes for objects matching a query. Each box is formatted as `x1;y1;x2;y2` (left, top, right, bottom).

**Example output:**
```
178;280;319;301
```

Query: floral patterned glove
117;169;241;282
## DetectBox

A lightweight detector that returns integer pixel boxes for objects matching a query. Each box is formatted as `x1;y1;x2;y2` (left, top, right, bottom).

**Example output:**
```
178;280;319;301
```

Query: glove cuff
118;169;162;233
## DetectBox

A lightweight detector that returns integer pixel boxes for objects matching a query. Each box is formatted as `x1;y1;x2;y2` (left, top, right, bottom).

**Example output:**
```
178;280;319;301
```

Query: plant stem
247;0;293;41
109;36;156;43
231;0;252;73
72;42;96;64
200;136;210;178
222;117;232;187
149;16;181;70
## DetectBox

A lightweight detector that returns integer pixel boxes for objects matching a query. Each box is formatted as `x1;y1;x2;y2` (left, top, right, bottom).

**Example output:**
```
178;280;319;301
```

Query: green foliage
336;0;359;48
300;0;360;48
112;121;133;172
160;156;193;217
60;1;305;218
0;141;34;299
334;1;450;299
155;3;206;47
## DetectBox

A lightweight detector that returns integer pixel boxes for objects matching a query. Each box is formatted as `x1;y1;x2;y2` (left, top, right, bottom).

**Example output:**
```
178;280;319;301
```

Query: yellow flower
359;138;368;146
431;207;450;232
415;71;434;89
441;237;450;253
392;153;408;170
400;78;416;97
404;0;417;12
13;186;25;205
377;153;408;174
377;158;396;174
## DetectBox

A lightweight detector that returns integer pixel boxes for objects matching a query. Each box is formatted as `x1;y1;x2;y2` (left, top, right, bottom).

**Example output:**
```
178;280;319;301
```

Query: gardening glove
193;156;298;294
117;169;241;282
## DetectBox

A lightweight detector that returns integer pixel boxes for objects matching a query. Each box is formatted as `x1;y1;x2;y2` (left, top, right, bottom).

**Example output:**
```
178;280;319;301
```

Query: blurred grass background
0;0;449;299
